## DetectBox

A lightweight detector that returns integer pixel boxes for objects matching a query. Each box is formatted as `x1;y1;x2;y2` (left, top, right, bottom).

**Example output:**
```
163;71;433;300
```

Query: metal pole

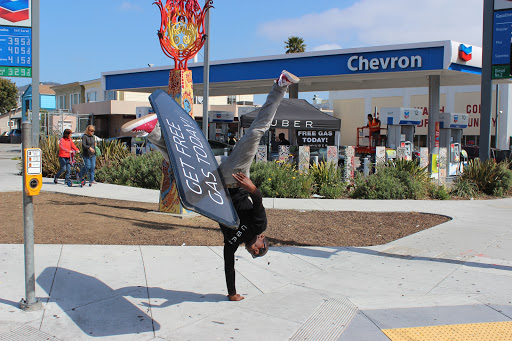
31;0;40;147
479;0;494;161
427;75;440;173
202;1;210;138
495;84;499;149
20;122;42;311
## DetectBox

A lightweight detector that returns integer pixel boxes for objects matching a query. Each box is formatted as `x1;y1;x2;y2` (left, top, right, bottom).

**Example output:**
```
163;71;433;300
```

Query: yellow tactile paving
382;321;512;341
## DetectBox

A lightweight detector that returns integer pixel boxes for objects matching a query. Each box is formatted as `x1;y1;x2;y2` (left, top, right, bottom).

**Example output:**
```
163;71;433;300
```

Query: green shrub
388;159;430;186
461;159;512;195
451;177;478;198
429;184;451;200
310;162;346;198
95;151;164;189
40;134;61;177
351;166;426;199
250;161;314;198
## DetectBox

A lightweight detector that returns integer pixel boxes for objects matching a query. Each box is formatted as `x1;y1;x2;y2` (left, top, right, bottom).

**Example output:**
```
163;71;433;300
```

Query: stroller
67;152;86;187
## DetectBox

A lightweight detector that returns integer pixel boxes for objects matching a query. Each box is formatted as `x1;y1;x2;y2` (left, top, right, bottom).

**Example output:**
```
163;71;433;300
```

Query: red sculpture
154;0;213;70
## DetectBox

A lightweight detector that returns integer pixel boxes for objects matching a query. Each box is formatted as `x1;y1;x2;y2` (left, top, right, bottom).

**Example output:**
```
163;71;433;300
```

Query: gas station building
101;40;512;150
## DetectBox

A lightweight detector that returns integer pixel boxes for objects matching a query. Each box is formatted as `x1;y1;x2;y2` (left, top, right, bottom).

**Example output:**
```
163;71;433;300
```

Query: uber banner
296;130;335;148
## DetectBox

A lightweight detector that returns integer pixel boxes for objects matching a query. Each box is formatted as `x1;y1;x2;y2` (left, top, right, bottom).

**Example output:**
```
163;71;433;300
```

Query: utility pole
202;0;210;138
479;0;494;161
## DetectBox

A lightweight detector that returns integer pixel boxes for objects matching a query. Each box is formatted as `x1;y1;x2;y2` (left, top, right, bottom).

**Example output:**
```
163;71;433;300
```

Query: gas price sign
0;26;32;78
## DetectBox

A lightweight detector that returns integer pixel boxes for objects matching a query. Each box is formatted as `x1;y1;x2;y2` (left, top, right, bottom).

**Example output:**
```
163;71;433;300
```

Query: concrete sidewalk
1;148;512;340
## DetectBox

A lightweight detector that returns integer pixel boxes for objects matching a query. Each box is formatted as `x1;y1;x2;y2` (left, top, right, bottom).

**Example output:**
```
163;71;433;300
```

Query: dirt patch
0;192;450;247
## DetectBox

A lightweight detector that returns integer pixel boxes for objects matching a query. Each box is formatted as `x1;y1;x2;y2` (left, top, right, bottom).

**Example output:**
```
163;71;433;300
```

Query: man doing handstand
121;70;299;301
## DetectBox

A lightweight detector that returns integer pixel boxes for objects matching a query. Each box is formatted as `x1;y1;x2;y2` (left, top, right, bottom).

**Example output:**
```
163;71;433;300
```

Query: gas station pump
208;111;235;143
439;113;468;176
380;107;422;160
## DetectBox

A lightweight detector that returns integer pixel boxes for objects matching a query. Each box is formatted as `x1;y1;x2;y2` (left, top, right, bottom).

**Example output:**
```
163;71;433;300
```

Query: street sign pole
19;122;42;311
19;0;42;312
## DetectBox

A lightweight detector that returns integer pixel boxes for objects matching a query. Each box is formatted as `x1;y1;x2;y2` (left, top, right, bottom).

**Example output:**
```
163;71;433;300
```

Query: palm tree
284;36;306;54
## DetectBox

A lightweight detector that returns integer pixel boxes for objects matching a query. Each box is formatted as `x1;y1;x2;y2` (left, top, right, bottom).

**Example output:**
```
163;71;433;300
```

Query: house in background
53;80;151;138
52;78;259;140
21;84;56;119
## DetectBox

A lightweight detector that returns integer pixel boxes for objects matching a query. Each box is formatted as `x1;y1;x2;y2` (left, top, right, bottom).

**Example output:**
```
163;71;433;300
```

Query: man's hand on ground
228;293;245;301
232;173;256;193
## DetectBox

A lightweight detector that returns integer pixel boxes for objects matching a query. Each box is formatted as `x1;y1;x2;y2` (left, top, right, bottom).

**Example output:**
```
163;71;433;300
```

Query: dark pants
55;157;71;182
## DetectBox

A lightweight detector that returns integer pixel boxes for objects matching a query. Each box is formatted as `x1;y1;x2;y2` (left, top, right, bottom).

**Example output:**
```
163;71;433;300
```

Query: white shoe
121;114;158;136
277;70;300;87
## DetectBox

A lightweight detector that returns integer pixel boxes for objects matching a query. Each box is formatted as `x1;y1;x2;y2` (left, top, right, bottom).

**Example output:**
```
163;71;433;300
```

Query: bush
351;165;426;199
309;162;346;198
95;151;164;189
40;134;61;177
389;159;430;186
429;184;451;200
461;159;512;196
250;161;314;198
451;177;478;198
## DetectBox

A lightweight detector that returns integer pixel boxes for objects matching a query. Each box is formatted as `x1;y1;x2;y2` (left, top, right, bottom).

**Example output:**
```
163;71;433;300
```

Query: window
56;95;66;110
70;93;80;107
86;91;97;103
227;95;236;105
105;90;117;101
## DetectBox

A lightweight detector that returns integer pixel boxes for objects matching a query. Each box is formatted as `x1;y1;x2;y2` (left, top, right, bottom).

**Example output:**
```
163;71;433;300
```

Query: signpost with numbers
0;26;32;77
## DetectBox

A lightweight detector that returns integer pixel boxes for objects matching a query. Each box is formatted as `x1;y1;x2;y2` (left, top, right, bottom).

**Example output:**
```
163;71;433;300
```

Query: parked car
8;128;21;143
8;128;21;137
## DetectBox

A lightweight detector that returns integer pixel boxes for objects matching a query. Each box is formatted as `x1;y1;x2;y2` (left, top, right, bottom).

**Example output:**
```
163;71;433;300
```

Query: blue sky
6;0;484;103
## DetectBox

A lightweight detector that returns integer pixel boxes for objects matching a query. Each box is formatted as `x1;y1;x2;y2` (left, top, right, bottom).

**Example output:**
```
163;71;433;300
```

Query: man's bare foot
228;293;245;301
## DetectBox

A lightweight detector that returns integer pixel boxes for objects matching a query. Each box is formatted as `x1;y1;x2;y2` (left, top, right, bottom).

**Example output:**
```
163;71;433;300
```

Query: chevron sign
459;44;472;62
0;0;30;24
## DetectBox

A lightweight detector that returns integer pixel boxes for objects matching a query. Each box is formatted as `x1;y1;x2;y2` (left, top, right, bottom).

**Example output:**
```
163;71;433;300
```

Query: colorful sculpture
153;0;213;214
154;0;213;70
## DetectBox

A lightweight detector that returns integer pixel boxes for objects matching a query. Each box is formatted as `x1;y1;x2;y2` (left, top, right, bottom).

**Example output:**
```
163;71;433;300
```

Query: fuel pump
439;113;468;176
208;111;235;143
380;107;422;160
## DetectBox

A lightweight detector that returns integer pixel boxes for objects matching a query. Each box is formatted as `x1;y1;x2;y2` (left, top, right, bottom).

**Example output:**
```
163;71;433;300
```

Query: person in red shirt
54;129;80;185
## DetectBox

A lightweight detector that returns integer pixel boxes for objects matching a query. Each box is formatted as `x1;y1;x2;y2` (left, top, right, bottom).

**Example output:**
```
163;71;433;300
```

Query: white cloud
120;2;140;11
311;43;343;51
258;0;483;48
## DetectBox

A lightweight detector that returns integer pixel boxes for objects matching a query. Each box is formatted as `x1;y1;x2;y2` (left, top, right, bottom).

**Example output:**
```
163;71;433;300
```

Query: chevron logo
0;0;29;23
459;44;472;62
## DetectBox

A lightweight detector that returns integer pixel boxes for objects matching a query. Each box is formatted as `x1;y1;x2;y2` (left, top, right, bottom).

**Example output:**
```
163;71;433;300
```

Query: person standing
121;70;300;301
54;129;79;185
278;133;290;145
81;125;97;186
366;114;381;146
